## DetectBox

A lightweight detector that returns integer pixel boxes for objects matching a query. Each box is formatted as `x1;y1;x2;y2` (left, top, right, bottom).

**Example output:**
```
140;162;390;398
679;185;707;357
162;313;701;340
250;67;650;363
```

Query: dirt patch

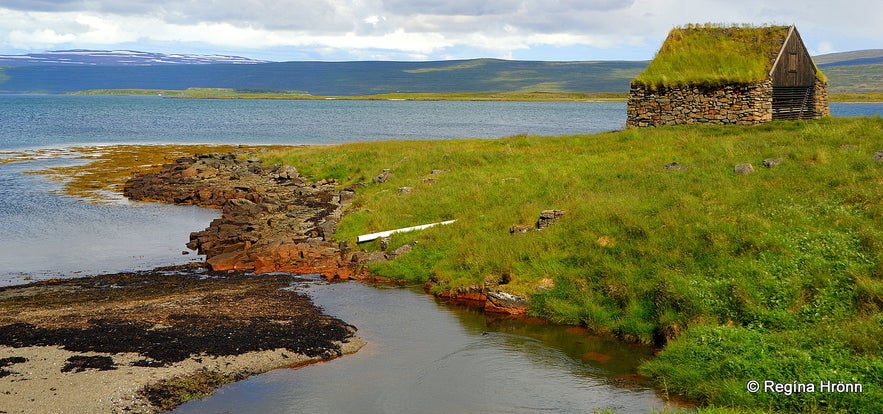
61;355;117;373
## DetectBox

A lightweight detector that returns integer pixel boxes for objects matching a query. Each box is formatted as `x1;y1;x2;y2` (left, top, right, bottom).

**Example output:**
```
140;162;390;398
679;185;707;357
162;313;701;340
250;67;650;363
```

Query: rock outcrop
124;153;365;279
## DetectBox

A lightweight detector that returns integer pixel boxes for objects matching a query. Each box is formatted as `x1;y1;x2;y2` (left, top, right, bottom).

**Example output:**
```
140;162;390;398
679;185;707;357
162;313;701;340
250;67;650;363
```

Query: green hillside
821;64;883;93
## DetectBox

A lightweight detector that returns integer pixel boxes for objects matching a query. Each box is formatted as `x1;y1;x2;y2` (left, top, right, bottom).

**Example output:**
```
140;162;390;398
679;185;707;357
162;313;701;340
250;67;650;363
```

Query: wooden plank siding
770;27;821;120
770;27;817;87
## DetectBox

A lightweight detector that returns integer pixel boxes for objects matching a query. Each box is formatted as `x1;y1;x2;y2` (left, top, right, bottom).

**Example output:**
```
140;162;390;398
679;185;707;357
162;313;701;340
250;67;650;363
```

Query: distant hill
813;49;883;66
0;49;878;95
813;50;883;93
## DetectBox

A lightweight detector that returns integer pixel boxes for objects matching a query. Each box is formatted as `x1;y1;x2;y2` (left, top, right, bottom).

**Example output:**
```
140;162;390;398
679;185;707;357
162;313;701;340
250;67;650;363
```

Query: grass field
263;117;883;412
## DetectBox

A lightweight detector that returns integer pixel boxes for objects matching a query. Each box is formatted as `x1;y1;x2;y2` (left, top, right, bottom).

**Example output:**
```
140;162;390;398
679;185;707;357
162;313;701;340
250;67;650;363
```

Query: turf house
627;24;830;127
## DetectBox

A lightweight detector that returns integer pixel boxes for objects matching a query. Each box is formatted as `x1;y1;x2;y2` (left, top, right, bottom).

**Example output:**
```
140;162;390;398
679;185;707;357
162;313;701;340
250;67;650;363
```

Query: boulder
734;163;755;174
390;243;413;258
485;291;528;316
372;169;391;183
664;162;687;171
762;158;783;168
536;209;565;230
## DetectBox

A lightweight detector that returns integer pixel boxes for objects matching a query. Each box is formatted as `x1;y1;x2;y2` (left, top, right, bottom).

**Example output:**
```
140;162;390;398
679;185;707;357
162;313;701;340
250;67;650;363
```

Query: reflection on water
173;281;677;414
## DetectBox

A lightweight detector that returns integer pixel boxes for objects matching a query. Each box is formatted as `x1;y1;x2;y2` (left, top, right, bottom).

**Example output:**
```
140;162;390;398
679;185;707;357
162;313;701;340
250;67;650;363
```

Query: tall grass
263;117;883;412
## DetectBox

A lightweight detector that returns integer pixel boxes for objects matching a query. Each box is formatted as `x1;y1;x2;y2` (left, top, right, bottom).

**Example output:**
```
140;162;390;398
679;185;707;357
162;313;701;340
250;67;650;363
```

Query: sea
1;95;880;413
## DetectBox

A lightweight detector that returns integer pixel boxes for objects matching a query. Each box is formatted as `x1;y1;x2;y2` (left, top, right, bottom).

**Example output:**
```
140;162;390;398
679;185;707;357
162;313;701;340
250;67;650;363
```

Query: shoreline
0;267;365;414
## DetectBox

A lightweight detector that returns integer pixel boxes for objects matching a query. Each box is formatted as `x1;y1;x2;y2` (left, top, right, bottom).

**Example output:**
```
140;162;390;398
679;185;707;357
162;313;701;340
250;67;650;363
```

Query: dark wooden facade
770;27;817;87
769;27;820;120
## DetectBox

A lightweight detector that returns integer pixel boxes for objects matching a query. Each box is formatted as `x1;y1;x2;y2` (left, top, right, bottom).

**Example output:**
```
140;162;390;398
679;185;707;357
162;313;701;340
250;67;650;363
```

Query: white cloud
0;1;880;60
812;41;837;55
8;28;76;49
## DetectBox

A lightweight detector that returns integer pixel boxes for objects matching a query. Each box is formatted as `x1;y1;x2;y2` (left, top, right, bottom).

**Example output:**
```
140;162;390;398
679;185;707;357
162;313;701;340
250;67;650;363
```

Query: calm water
173;280;673;414
0;155;219;285
1;95;880;412
0;95;627;150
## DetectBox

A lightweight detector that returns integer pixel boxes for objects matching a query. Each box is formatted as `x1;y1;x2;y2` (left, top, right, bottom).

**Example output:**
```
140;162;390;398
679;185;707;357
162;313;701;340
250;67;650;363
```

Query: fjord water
0;95;628;149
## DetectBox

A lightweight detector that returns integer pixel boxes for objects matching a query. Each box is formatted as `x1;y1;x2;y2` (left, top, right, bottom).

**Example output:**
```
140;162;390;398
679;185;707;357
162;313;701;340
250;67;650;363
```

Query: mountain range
0;49;879;95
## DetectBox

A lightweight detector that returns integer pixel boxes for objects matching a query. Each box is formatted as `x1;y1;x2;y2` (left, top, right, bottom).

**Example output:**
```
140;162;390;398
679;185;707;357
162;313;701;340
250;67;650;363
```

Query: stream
172;278;679;414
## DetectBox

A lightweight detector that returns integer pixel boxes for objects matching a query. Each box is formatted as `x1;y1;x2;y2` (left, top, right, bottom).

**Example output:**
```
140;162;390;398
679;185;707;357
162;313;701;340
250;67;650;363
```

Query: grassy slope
823;63;883;94
263;117;882;412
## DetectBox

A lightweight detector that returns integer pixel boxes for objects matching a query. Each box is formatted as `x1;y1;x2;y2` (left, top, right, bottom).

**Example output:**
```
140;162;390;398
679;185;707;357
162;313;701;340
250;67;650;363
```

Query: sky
0;0;879;62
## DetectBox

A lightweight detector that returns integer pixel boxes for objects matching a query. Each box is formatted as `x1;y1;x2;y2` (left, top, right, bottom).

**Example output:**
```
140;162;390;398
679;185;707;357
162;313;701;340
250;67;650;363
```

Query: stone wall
626;80;773;128
813;79;831;118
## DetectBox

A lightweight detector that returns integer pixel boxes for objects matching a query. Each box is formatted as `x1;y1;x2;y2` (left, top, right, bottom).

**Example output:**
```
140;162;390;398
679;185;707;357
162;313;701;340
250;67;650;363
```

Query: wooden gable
769;26;817;87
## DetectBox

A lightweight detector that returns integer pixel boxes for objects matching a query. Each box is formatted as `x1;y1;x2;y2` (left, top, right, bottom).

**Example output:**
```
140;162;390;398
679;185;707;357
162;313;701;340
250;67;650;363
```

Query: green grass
633;24;825;89
828;92;883;102
263;117;883;412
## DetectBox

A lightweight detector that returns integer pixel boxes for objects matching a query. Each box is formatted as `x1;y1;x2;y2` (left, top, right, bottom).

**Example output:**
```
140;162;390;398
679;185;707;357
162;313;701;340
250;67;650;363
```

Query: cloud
0;0;879;60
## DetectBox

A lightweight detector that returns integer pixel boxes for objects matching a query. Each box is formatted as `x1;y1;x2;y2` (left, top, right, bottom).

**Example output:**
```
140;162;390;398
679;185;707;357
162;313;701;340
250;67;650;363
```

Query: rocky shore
123;152;369;279
0;267;365;413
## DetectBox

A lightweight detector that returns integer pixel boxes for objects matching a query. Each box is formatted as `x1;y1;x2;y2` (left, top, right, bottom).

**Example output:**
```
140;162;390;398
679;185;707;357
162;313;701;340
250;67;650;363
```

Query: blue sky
0;0;879;61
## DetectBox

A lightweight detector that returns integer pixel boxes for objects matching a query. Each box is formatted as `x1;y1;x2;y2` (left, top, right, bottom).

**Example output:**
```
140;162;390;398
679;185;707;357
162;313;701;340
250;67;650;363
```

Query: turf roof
632;24;793;89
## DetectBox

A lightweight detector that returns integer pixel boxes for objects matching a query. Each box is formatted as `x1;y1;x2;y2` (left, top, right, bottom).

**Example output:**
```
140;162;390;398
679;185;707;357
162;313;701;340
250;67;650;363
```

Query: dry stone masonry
627;81;774;127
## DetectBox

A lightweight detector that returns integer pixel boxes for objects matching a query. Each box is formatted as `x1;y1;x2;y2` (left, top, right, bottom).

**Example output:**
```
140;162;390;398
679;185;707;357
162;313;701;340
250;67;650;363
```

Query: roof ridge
769;25;796;77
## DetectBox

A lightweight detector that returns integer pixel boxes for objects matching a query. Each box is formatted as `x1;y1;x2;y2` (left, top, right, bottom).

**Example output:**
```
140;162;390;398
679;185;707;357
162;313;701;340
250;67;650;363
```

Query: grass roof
633;24;792;89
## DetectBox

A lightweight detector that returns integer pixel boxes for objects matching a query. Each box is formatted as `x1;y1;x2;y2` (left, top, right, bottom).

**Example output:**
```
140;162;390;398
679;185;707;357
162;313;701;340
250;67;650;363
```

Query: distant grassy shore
68;88;883;102
261;117;882;413
827;91;883;103
67;88;627;101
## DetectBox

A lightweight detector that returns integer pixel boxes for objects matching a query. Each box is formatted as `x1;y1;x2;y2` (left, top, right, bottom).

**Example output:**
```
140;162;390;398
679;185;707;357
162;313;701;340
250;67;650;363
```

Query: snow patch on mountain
0;50;269;66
